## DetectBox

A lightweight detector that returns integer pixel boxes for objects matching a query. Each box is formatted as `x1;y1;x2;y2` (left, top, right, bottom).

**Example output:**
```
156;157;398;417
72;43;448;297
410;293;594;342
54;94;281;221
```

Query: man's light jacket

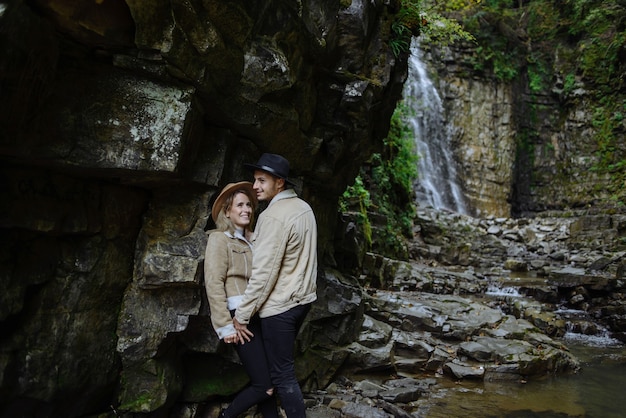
235;188;318;324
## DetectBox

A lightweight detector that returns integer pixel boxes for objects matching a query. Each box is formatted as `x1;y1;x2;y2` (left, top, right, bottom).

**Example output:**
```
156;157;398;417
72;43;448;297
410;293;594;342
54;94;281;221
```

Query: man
233;153;317;418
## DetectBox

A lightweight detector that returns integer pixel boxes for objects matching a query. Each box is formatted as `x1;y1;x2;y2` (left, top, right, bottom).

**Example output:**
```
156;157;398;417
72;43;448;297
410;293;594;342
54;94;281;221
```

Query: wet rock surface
193;207;626;417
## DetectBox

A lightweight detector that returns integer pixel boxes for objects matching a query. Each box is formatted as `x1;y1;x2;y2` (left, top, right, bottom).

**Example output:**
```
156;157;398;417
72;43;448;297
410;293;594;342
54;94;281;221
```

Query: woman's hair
214;189;257;232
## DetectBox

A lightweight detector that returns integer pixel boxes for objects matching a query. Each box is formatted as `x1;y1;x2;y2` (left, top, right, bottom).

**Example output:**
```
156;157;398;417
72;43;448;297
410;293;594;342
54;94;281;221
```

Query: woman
204;182;278;418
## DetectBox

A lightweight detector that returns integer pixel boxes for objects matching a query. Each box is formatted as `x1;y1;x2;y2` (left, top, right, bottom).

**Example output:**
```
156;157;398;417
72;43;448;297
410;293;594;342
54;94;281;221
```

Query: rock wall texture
426;44;516;218
0;0;407;415
424;43;621;218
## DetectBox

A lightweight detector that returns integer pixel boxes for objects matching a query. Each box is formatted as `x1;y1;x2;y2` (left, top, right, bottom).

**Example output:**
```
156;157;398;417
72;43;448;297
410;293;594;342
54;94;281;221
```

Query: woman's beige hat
211;181;256;222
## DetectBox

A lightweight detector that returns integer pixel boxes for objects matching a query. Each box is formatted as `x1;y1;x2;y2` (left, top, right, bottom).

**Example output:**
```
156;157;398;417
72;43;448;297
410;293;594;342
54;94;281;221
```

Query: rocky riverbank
193;207;626;417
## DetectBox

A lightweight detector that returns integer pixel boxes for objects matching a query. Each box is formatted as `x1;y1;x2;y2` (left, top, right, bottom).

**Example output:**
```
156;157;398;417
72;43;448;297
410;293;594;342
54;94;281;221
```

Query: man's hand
233;317;254;344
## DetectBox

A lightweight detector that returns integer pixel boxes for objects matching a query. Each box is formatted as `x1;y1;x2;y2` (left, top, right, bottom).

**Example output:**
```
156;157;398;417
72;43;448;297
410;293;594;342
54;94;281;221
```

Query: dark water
409;273;626;417
414;339;626;418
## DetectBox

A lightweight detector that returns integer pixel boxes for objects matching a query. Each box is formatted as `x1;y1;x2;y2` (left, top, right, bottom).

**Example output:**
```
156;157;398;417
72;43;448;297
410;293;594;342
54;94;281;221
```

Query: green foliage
562;73;577;96
378;104;420;256
390;0;423;57
445;0;483;12
578;34;626;94
419;11;476;47
589;100;626;203
339;104;418;258
526;0;561;41
527;55;552;93
460;0;626;206
340;175;372;247
529;0;625;94
469;43;519;82
390;0;475;57
527;65;544;92
567;0;618;37
462;4;523;82
592;104;623;167
390;20;413;57
381;103;419;200
482;0;515;8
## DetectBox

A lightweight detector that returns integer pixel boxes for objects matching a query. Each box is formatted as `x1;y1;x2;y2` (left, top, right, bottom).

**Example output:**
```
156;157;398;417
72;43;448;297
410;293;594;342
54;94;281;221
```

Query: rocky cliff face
0;0;407;415
428;44;516;218
424;43;619;218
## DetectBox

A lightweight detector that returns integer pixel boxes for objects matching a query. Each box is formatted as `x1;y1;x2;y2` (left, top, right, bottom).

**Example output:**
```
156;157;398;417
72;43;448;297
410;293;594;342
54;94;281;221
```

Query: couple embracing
204;153;317;418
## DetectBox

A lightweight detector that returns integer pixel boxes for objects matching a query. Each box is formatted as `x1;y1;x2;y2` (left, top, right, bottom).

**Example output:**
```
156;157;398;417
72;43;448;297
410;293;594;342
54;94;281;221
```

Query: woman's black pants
224;314;278;418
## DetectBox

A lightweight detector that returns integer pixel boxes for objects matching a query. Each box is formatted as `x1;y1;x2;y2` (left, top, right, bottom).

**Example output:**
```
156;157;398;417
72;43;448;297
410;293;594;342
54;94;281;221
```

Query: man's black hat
244;153;295;185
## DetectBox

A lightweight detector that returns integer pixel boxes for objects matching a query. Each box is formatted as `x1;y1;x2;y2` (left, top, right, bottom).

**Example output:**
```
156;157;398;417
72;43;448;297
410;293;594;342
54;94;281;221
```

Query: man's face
253;170;284;202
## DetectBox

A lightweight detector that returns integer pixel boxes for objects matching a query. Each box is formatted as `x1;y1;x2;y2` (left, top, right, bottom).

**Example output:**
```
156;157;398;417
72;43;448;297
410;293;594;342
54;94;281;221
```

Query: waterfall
403;40;469;215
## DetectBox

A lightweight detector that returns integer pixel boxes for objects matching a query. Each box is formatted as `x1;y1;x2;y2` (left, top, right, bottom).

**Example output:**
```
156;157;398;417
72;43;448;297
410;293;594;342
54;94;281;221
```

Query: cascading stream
403;39;469;215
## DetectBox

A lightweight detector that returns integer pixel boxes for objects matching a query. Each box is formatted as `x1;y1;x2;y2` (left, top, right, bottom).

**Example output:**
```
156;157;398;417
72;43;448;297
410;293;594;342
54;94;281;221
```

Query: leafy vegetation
461;1;526;82
339;104;418;259
341;1;480;258
390;0;475;57
339;176;373;247
460;0;626;203
343;0;626;256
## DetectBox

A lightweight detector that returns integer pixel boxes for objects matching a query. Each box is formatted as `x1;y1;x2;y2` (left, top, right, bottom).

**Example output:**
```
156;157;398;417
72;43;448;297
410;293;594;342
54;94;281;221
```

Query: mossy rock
182;352;250;402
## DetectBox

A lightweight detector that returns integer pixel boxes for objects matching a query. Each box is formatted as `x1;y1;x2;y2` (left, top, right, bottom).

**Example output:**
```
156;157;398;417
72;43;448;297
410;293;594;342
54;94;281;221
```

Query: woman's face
226;192;253;229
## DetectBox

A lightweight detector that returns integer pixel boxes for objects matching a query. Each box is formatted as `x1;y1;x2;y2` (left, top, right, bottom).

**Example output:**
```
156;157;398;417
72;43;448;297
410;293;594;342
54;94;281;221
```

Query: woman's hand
233;317;254;344
223;333;238;344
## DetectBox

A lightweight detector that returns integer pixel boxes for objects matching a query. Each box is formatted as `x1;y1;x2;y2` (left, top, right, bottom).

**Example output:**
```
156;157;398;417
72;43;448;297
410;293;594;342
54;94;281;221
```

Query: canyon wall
0;0;407;415
425;43;617;218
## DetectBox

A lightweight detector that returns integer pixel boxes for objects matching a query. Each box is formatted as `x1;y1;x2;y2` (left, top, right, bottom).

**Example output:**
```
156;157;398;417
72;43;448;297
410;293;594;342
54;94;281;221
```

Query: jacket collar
268;188;297;208
224;229;253;246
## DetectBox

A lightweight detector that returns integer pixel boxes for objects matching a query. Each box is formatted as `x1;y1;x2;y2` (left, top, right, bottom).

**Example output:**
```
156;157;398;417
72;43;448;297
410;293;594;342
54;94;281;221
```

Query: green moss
118;392;156;412
339;104;418;259
340;175;373;248
389;0;474;57
182;353;250;402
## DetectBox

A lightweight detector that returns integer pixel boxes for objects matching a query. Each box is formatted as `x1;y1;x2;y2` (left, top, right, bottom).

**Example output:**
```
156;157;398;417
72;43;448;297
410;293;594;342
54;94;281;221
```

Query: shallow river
395;272;626;418
411;314;626;417
348;273;626;418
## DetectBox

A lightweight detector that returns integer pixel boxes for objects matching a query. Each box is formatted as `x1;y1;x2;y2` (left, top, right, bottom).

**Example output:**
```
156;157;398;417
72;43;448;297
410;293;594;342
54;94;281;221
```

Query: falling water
403;40;468;215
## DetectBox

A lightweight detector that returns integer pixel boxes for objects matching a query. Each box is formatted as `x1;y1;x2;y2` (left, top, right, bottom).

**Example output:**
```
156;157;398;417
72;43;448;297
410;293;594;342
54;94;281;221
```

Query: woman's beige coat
204;230;252;339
